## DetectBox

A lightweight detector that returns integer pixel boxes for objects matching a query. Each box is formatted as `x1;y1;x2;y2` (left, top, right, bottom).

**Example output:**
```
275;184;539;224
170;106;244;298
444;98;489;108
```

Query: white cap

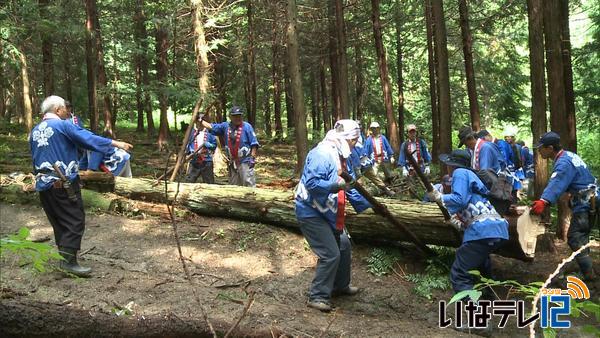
369;122;380;129
503;126;518;137
406;124;417;132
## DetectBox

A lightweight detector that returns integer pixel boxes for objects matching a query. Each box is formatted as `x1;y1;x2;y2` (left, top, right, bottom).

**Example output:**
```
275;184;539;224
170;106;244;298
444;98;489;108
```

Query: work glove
402;167;409;177
424;165;431;175
390;157;396;165
248;156;256;169
530;199;547;215
425;189;443;204
331;177;354;192
449;214;464;231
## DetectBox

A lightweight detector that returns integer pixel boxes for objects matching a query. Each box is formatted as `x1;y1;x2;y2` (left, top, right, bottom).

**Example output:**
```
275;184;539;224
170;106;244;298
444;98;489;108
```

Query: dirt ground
1;200;597;337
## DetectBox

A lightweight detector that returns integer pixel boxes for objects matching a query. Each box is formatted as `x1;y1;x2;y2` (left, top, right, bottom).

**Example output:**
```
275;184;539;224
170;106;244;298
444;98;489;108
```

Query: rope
0;173;36;192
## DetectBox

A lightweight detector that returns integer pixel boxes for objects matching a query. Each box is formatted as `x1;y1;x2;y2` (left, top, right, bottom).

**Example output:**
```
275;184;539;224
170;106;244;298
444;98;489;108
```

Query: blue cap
439;149;471;168
535;131;560;148
230;106;244;116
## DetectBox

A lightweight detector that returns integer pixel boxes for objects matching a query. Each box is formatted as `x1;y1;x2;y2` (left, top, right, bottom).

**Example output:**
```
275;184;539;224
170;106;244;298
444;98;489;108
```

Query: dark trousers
568;212;594;274
451;238;505;292
299;217;351;302
185;162;215;184
39;180;85;250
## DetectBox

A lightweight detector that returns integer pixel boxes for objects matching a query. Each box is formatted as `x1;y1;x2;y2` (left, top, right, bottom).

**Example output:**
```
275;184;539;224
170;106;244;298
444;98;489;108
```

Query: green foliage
0;227;62;272
365;247;402;277
405;272;451;300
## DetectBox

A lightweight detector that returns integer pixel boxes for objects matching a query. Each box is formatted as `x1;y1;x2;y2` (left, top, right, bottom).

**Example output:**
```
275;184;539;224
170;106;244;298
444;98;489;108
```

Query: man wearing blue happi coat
352;128;394;196
425;150;508;293
517;140;534;178
185;115;217;184
364;122;394;183
30;96;133;277
398;124;432;177
295;119;372;312
530;132;598;281
200;106;259;187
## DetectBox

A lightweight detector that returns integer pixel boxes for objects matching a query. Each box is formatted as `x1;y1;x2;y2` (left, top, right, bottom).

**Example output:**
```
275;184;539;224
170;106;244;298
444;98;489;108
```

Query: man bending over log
30;95;133;277
295;119;372;312
425;150;508;296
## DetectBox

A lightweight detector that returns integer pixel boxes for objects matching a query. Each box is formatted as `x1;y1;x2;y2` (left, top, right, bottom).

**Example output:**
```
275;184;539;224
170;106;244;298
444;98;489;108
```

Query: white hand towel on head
321;119;360;159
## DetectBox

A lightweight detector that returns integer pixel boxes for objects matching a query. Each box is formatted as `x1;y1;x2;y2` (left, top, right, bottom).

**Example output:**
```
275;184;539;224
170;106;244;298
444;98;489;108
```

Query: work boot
59;247;92;278
307;299;332;312
332;286;360;297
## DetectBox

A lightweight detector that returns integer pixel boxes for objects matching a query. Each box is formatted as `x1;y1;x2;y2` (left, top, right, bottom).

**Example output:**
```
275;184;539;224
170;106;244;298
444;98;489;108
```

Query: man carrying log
199;106;259;187
295;119;372;312
184;115;217;184
530;132;598;282
30;95;133;277
425;150;508;296
398;124;432;177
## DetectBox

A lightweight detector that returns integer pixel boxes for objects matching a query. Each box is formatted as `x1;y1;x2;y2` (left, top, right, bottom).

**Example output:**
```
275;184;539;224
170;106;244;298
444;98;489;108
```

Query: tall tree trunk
111;44;119;127
155;18;170;150
18;50;33;132
214;55;226;122
334;0;349;119
39;0;54;97
272;37;283;140
170;12;178;131
431;0;452;157
559;0;576;153
544;0;570;240
91;1;114;137
310;74;318;133
286;0;308;173
193;2;212;99
425;0;439;163
85;0;98;132
319;60;331;131
355;44;365;124
134;1;145;132
284;47;294;131
133;0;154;135
527;0;549;202
264;80;272;138
246;0;257;126
135;57;144;132
327;1;341;121
395;2;405;144
458;0;481;132
370;0;399;153
62;45;73;103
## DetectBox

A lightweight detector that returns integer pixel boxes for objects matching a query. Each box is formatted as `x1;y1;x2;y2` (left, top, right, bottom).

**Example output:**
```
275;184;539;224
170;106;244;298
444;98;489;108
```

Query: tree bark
264;80;272;138
370;0;399;153
62;44;73;104
395;2;405;144
284;49;294;131
272;39;283;141
327;1;341;121
246;0;257;127
526;0;548;201
354;44;365;124
39;0;54;97
18;50;33;132
431;0;452;158
334;0;349;119
319;59;331;131
286;0;308;174
91;1;114;138
193;1;212;99
559;0;576;153
155;17;170;150
458;0;481;132
85;0;98;132
425;0;439;163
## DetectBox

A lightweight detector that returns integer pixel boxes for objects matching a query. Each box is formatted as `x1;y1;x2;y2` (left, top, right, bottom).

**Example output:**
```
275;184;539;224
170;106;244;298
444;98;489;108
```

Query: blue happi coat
364;134;394;163
295;141;372;231
472;139;520;190
442;168;509;243
211;121;259;164
398;138;431;170
350;133;373;174
85;147;131;176
541;150;597;213
30;115;113;191
495;139;514;167
521;146;534;178
186;127;217;166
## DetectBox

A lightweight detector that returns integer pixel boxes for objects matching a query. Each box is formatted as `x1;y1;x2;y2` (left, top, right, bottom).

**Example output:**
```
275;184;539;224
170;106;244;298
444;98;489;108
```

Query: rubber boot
59;247;91;277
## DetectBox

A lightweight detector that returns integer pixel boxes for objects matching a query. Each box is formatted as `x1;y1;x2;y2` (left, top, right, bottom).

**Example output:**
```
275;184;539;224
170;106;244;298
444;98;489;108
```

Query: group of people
296;119;598;313
29;95;597;315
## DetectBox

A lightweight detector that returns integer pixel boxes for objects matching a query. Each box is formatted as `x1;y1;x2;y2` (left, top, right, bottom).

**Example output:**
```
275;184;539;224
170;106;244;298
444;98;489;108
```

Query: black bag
474;169;513;214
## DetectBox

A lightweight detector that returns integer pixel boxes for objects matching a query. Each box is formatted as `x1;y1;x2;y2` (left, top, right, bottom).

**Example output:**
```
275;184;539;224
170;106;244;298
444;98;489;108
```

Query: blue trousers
451;238;505;292
299;217;351;302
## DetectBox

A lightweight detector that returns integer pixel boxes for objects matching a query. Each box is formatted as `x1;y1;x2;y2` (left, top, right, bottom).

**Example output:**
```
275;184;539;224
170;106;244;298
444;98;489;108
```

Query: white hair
41;95;66;114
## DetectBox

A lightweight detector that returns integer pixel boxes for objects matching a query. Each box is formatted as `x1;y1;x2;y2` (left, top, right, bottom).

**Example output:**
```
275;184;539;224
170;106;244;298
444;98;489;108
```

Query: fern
365;248;402;276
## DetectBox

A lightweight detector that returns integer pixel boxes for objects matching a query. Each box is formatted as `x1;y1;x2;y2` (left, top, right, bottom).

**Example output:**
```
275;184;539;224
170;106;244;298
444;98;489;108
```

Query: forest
1;0;599;336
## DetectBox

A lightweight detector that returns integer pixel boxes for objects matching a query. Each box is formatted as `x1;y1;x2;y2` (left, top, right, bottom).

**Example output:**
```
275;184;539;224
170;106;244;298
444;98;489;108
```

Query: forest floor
1;126;598;337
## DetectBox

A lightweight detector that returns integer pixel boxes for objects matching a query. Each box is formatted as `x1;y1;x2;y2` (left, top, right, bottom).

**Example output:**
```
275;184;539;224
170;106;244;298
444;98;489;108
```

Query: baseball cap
230;106;244;116
534;131;560;148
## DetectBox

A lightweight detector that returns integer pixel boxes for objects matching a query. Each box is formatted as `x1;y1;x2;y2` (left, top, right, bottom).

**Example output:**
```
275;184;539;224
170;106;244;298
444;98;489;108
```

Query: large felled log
109;177;544;261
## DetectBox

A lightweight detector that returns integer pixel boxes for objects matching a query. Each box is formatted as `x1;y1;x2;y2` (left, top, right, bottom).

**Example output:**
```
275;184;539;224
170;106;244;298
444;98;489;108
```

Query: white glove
402;167;409;177
449;214;464;231
424;165;431;175
425;189;442;203
390;157;396;165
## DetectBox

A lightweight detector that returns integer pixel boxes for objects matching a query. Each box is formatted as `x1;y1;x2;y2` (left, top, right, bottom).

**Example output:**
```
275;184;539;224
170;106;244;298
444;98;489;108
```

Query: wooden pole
169;99;202;182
